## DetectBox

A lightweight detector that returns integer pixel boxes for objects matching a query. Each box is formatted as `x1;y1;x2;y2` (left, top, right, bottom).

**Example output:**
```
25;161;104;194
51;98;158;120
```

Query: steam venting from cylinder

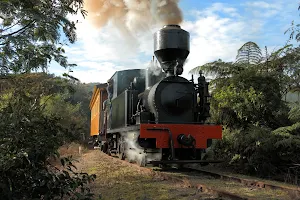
153;25;190;76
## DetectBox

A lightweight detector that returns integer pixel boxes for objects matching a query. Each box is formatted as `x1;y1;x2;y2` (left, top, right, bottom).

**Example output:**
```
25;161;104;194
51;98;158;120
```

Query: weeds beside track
151;165;296;200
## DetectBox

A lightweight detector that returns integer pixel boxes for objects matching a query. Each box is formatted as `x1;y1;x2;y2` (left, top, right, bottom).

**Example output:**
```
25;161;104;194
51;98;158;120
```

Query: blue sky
50;0;299;83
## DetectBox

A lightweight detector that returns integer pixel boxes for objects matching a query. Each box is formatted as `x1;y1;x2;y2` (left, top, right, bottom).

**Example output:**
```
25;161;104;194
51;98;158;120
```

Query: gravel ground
74;150;224;200
71;149;294;200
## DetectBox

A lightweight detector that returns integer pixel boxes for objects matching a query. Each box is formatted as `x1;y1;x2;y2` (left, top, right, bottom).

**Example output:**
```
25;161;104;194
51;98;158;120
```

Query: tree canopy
189;38;300;181
285;4;300;43
0;0;86;74
236;41;262;64
0;73;97;199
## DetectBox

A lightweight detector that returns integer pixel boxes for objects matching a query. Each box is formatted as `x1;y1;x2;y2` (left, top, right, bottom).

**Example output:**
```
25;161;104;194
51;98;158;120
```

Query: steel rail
153;169;254;200
183;166;300;199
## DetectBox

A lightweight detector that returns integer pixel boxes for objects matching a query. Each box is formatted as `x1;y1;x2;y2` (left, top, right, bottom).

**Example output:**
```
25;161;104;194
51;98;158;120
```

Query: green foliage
0;73;96;199
276;46;300;91
215;71;287;129
190;41;297;129
189;59;238;78
67;82;98;140
0;90;96;199
0;0;86;74
288;103;300;122
285;5;300;43
213;125;300;179
191;54;287;129
272;103;300;138
41;93;86;141
191;41;300;182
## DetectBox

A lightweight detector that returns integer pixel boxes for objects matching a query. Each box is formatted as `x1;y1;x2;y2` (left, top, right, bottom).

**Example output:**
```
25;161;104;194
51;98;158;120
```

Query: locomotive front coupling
177;134;196;147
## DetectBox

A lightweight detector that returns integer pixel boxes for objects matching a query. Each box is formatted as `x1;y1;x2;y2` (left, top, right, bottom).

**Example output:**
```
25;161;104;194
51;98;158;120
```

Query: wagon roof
89;83;107;109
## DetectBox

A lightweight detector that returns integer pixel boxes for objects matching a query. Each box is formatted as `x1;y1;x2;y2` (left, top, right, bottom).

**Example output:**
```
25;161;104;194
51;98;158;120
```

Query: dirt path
75;150;221;200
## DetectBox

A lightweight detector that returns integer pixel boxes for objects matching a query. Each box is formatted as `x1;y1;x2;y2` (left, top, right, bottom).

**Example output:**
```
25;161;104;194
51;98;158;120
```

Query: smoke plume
84;0;183;33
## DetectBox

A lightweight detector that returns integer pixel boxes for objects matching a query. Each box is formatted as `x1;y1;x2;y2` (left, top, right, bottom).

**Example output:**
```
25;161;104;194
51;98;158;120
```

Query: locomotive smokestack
153;25;190;76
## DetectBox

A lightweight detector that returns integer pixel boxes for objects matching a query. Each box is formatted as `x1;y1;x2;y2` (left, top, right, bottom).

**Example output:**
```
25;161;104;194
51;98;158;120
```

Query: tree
190;41;300;181
190;42;287;129
67;82;99;140
41;93;87;141
236;42;262;64
209;68;286;129
189;5;300;180
0;73;92;141
0;73;96;199
189;59;240;79
285;4;300;43
0;0;86;74
258;44;300;97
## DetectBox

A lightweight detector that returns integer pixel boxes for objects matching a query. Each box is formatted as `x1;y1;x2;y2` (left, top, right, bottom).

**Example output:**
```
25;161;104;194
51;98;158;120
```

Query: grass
75;150;219;200
191;164;300;189
68;149;295;200
168;172;292;200
58;142;88;158
48;142;87;167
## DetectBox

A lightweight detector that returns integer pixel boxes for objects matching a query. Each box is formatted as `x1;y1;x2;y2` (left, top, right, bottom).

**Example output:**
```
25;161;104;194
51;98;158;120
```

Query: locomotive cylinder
153;25;190;76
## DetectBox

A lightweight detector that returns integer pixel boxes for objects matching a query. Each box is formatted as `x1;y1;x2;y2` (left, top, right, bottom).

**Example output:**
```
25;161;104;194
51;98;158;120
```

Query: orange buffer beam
140;124;222;149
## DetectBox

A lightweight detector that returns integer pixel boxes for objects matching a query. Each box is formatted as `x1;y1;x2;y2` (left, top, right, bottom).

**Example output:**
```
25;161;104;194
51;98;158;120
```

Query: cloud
72;68;118;83
244;1;283;18
245;1;281;10
181;0;298;78
50;60;147;83
60;2;252;83
50;1;296;83
53;12;161;83
191;3;240;18
181;3;258;78
69;59;151;83
68;12;161;60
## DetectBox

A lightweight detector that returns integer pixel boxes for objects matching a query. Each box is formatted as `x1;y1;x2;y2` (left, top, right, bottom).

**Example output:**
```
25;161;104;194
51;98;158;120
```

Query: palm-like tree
235;42;262;64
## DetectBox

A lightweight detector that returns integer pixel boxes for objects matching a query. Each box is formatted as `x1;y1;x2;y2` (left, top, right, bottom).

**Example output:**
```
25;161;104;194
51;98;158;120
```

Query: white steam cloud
121;131;145;163
120;131;162;165
147;56;163;76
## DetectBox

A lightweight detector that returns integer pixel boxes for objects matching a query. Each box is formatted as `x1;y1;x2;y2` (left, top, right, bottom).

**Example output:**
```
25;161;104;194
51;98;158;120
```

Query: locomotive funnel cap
153;25;190;75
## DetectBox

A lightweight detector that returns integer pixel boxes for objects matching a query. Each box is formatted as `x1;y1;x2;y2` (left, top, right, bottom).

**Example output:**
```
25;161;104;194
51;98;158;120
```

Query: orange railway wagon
89;83;108;146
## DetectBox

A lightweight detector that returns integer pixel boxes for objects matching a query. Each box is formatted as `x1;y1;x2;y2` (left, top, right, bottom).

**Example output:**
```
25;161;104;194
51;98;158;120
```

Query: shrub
213;122;300;183
0;88;96;199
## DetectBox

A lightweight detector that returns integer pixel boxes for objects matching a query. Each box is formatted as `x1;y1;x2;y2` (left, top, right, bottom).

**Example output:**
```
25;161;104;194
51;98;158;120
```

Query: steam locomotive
89;25;222;167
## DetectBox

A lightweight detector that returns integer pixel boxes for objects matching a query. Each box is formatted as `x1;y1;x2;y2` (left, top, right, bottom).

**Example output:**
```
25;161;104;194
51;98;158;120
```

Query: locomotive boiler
89;25;222;167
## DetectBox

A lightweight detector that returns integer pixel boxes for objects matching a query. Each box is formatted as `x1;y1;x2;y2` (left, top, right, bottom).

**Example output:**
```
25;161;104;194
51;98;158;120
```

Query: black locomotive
95;25;222;166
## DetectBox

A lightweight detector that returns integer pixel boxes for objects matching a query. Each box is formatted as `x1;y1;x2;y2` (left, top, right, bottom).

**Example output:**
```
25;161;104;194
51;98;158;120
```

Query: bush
0;86;96;199
209;70;289;130
213;122;300;183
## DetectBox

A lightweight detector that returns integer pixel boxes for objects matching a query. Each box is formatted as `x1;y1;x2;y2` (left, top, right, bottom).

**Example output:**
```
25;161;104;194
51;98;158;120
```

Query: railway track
155;172;253;200
185;165;300;198
150;165;300;200
102;150;299;199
